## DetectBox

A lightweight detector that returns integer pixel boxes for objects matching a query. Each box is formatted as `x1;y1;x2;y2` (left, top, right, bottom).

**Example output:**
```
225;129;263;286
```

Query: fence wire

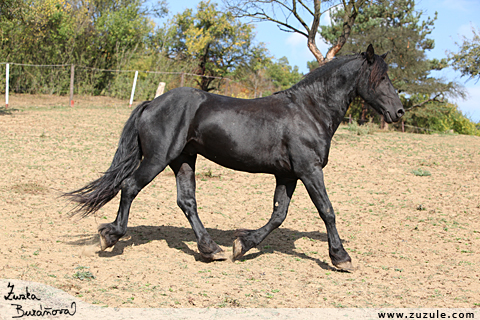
0;62;237;101
1;62;449;134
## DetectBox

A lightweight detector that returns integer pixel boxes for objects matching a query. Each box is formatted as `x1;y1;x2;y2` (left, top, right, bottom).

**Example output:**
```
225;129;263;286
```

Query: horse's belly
187;132;292;175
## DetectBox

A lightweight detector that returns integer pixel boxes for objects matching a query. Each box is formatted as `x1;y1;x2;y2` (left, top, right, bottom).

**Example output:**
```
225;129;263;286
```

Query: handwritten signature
4;282;76;318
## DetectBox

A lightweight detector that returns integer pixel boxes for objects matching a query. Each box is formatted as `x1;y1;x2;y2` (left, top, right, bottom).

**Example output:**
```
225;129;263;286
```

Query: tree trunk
325;0;363;61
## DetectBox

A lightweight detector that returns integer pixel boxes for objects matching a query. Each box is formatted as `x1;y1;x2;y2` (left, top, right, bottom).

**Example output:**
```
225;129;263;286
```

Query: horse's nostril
397;108;405;118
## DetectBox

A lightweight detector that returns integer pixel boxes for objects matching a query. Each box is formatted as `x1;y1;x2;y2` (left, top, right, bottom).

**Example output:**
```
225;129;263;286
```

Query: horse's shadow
67;225;346;271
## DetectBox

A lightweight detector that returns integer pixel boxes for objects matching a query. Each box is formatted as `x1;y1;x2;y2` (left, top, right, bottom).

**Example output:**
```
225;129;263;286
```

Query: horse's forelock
367;55;389;90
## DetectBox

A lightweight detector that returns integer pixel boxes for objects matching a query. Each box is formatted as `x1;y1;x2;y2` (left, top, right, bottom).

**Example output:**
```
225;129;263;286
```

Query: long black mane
284;52;389;94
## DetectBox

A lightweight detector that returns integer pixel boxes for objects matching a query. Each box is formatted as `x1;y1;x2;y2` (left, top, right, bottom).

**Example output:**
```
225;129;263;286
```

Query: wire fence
0;62;240;108
1;62;446;134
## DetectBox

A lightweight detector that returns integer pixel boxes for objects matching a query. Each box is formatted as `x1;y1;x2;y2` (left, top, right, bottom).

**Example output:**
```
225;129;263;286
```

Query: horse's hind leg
98;158;166;250
170;154;226;261
233;177;297;260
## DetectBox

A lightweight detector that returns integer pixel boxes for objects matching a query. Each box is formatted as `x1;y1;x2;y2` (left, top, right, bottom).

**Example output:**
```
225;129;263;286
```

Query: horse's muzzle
384;108;405;123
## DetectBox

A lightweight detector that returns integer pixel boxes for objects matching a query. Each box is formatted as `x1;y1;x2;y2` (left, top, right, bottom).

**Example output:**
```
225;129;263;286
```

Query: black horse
66;45;404;271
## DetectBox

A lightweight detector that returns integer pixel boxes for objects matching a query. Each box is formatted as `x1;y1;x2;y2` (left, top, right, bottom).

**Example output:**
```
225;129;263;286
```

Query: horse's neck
290;59;361;135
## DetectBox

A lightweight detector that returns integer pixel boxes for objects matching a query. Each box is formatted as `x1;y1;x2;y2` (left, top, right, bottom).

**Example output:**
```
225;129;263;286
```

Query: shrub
402;101;480;136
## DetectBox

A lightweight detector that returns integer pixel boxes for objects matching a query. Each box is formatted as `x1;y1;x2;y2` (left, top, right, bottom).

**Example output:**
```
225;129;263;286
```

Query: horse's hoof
334;260;354;272
232;238;245;260
201;249;227;261
99;231;108;251
210;250;227;261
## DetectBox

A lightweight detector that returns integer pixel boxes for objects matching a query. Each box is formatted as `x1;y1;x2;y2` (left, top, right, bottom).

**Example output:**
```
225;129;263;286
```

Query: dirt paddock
0;94;479;309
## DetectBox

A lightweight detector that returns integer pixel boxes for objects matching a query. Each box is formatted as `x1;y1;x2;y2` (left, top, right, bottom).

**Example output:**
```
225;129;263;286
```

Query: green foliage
73;266;95;280
346;121;377;135
321;0;460;98
231;53;302;97
401;97;480;135
232;47;271;97
266;57;303;91
0;0;158;97
167;0;264;92
412;168;431;176
319;0;470;133
0;0;303;99
449;27;480;81
307;60;319;72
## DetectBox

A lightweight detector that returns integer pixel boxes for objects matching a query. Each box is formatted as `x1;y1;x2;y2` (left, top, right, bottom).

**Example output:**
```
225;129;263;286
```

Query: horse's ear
380;52;389;60
366;44;375;64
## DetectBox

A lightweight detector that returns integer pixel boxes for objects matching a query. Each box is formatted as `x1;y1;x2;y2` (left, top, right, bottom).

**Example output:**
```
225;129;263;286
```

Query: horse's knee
320;205;336;224
270;214;286;229
176;197;196;214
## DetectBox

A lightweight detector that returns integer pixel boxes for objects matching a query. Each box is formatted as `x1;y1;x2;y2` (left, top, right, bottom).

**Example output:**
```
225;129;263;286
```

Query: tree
449;26;480;81
223;0;366;65
401;96;480;135
320;0;465;123
0;0;77;64
167;0;265;92
266;57;303;91
232;47;272;97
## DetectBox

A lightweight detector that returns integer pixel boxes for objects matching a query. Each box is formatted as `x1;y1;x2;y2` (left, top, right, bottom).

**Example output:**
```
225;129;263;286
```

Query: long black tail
64;101;151;217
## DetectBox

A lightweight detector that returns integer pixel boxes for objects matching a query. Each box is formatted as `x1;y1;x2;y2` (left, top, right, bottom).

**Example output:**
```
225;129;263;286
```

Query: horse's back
186;93;297;174
136;87;305;175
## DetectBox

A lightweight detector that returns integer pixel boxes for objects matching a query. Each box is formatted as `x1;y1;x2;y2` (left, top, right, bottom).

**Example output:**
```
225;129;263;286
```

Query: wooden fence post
180;72;185;87
155;82;166;98
69;64;75;107
224;78;230;96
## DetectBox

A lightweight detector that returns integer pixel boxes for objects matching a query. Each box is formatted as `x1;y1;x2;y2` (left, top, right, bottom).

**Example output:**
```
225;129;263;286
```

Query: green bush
402;101;480;136
346;121;378;135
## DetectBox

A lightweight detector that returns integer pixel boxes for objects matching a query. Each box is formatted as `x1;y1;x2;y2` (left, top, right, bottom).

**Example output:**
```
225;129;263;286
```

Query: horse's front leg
233;177;297;260
170;154;226;261
301;167;353;271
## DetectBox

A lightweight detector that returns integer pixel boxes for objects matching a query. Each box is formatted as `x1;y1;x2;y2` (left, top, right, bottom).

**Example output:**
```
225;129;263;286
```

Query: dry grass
0;94;479;309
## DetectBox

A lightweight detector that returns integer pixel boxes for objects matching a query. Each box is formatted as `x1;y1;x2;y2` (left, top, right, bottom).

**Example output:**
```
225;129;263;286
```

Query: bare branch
307;0;325;63
326;0;364;60
297;0;315;16
222;0;365;64
405;94;445;111
290;0;312;34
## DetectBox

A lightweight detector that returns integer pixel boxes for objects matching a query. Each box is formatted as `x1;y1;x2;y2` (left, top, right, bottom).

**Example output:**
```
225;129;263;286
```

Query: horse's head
357;44;404;123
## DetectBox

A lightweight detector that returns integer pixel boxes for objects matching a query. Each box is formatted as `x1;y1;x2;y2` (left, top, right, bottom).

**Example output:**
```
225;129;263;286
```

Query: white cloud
285;32;330;57
441;0;472;12
316;34;330;54
321;9;331;26
284;32;313;66
285;32;306;47
457;22;479;39
284;32;332;72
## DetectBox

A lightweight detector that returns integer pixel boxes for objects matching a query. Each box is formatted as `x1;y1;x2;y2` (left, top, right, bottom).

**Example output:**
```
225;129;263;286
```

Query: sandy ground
0;94;479;309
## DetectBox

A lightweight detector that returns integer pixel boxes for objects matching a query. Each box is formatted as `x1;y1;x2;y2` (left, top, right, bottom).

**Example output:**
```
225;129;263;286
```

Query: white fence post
5;63;9;108
70;64;74;107
129;70;138;108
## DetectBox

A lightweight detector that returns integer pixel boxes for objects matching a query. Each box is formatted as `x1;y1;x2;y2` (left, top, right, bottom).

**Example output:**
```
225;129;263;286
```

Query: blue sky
156;0;480;122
